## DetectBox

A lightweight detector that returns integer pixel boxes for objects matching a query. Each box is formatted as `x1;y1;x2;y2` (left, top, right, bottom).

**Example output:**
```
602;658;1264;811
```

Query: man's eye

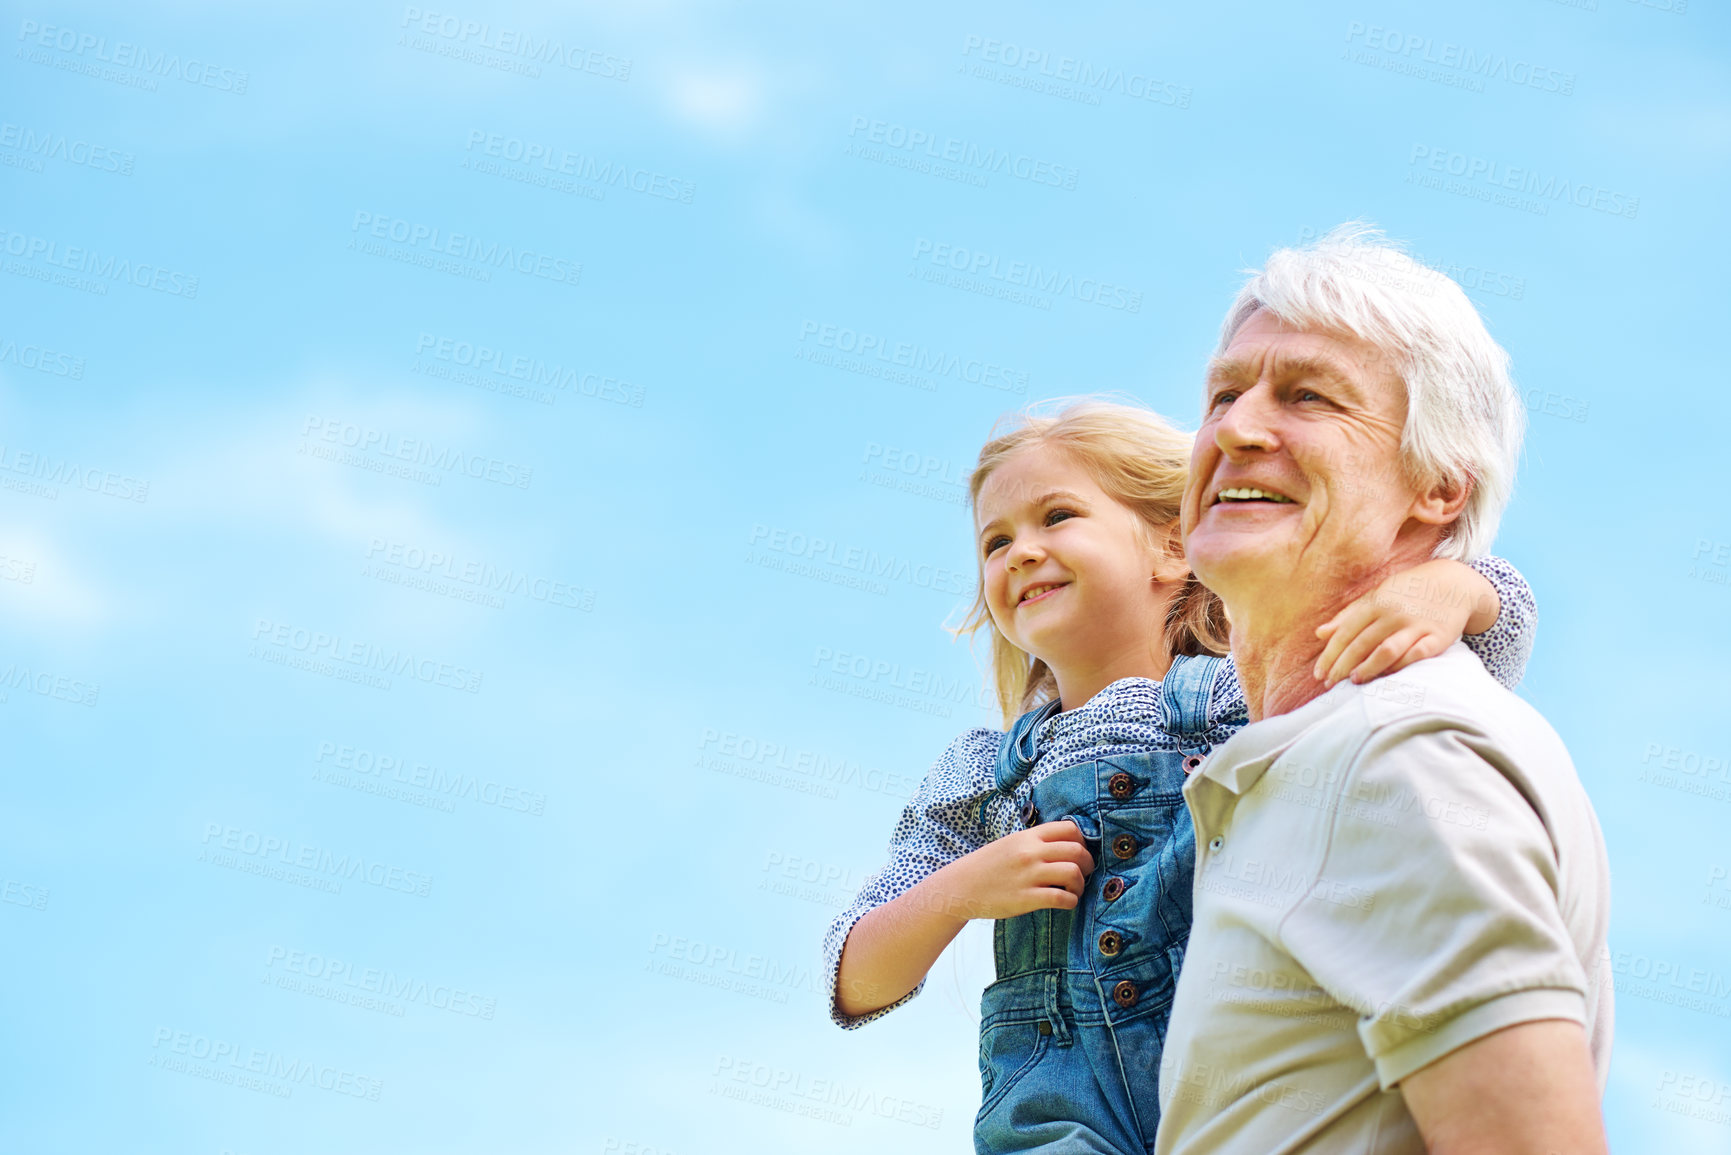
1297;389;1324;403
1210;390;1239;410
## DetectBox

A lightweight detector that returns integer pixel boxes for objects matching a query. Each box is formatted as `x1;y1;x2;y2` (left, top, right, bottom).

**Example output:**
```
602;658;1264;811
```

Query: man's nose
1214;385;1280;456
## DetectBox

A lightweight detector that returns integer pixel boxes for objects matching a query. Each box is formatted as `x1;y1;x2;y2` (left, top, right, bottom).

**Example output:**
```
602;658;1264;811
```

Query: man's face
1181;309;1430;606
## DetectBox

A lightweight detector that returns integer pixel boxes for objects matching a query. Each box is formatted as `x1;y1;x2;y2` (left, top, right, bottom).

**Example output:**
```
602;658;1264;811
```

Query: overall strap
1160;653;1224;743
993;697;1064;795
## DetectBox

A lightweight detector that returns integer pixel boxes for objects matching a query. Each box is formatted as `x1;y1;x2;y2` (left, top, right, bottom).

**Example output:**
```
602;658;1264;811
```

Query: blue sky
2;1;1728;1151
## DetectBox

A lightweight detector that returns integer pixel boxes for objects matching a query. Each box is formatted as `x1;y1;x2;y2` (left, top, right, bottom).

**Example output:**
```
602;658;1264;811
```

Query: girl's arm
823;729;999;1029
1456;554;1537;688
824;729;1094;1027
835;822;1093;1018
1312;555;1537;690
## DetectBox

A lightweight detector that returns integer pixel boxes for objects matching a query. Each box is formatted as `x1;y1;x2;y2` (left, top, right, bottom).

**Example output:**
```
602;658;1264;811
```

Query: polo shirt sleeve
1273;715;1589;1088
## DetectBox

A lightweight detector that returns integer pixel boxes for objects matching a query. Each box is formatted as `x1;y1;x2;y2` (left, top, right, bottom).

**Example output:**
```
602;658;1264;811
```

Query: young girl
822;399;1535;1154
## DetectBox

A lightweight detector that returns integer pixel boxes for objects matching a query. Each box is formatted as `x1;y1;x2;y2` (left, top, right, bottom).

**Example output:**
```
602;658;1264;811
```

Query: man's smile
1210;481;1299;506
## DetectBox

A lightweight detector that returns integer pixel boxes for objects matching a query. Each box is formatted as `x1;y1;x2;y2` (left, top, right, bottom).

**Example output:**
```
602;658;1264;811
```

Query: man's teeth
1217;487;1295;504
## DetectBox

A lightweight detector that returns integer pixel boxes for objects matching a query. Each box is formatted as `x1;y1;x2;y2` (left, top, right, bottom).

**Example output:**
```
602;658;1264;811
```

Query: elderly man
1155;226;1613;1154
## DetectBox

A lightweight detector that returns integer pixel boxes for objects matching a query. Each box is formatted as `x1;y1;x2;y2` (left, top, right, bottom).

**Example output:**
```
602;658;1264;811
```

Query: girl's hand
1313;559;1501;689
926;821;1095;920
832;821;1094;1017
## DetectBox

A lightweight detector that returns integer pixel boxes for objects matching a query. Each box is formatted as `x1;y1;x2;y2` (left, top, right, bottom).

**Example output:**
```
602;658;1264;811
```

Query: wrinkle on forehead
1206;347;1362;395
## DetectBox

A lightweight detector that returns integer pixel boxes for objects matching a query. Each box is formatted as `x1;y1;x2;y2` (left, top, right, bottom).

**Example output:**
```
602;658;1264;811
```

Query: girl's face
975;442;1180;676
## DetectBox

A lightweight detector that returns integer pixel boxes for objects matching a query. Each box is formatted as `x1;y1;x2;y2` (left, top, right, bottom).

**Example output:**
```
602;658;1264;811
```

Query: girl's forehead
975;443;1103;519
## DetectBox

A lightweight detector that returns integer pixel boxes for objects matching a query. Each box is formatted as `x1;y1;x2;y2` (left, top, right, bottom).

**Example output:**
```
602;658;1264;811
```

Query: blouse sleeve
1461;555;1538;690
822;727;1004;1029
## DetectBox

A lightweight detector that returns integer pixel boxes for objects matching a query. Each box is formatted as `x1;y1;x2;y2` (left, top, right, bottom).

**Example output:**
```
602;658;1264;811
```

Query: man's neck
1229;619;1329;722
1227;562;1407;721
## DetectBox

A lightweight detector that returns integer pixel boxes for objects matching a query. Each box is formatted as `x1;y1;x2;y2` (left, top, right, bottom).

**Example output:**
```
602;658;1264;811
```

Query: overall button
1107;772;1134;799
1208;835;1224;852
1101;876;1127;902
1037;1020;1053;1037
1111;833;1138;859
1098;930;1124;957
1183;755;1204;774
1112;980;1139;1009
1021;799;1040;825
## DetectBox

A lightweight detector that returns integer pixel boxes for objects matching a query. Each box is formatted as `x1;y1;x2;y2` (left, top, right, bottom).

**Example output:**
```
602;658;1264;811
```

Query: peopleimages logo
314;739;548;815
349;211;581;287
301;416;533;489
747;524;971;595
16;20;250;93
846;116;1080;190
150;1027;382;1100
697;728;920;801
414;334;644;407
0;336;85;378
201;823;434;897
1344;23;1575;95
0;443;146;503
910;237;1143;313
463;131;693;202
365;538;593;611
1611;950;1731;1017
0;123;133;174
265;946;497;1019
797;322;1027;394
0;662;100;707
810;645;995;713
710;1055;945;1130
959;36;1192;108
1406;145;1638;219
398;7;631;80
0;227;199;296
249;618;484;694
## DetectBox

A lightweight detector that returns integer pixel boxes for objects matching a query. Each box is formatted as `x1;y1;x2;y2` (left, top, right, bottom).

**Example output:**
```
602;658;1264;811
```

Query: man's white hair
1216;222;1524;561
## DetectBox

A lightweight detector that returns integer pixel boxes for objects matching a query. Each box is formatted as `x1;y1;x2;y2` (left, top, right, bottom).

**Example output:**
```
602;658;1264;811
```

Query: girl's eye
1045;508;1075;527
983;535;1010;556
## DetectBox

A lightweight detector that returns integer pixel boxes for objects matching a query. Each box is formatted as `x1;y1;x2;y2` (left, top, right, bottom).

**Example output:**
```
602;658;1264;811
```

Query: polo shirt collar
1197;678;1358;795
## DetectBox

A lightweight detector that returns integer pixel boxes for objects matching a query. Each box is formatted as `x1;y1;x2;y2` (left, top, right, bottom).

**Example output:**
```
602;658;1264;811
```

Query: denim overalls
974;654;1223;1155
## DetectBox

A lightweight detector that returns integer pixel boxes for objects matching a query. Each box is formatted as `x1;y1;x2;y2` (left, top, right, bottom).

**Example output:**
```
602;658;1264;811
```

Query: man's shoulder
1341;642;1565;757
1314;645;1604;853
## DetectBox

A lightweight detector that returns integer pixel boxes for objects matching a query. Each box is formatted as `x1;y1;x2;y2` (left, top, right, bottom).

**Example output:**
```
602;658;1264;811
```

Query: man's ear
1410;474;1472;527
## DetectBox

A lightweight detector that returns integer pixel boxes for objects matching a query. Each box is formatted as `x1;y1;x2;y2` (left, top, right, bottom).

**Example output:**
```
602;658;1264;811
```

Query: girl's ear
1151;520;1190;584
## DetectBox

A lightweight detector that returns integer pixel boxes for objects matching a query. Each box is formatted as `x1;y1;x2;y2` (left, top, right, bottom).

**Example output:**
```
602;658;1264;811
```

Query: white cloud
664;67;767;138
0;525;111;635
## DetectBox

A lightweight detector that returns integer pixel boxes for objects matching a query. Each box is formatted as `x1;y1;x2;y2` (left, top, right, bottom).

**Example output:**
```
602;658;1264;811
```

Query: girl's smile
972;441;1189;707
1015;581;1069;608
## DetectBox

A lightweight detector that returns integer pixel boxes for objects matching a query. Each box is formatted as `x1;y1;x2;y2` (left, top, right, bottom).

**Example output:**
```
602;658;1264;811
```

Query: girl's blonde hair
955;397;1228;726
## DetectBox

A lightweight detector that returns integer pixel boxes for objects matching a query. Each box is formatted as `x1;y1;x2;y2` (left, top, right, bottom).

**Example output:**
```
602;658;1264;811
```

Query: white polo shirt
1156;644;1613;1154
